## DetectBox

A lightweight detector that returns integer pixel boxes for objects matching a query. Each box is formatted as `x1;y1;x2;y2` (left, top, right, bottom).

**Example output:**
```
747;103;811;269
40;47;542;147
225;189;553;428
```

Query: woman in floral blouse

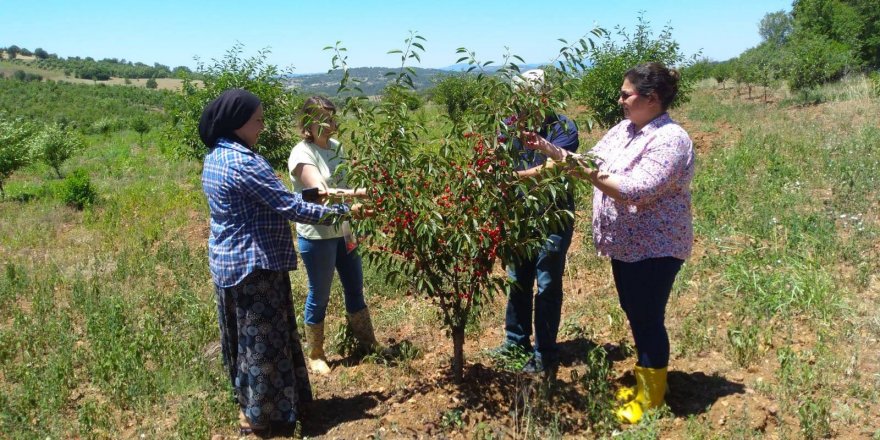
523;62;694;424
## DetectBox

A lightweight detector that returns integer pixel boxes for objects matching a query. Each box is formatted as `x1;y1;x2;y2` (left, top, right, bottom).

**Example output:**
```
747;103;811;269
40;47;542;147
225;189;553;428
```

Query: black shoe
522;356;558;377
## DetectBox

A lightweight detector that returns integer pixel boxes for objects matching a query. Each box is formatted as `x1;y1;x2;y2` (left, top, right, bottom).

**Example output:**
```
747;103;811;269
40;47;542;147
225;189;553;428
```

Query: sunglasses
619;90;639;100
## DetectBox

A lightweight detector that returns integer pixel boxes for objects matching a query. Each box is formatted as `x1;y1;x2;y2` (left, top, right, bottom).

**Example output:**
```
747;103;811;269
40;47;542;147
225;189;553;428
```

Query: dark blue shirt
514;114;580;211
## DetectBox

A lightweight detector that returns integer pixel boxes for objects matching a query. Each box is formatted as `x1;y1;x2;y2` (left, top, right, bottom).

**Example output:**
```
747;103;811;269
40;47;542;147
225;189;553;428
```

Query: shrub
164;43;301;168
578;13;695;128
145;77;158;89
87;117;124;136
59;169;97;209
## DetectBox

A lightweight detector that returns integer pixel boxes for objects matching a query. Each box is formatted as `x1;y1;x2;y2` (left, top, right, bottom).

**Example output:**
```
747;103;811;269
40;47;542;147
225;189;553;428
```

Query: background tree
577;14;695;127
713;61;731;88
172;65;192;79
163;44;301;168
7;45;19;59
0;116;34;198
792;0;862;59
785;33;855;91
759;10;794;46
130;117;150;144
682;58;717;82
845;0;880;68
34;124;84;178
33;48;49;59
739;43;784;101
383;83;422;111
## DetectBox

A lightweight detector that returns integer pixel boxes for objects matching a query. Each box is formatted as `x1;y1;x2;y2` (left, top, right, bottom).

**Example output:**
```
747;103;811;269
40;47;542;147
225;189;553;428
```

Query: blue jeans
297;236;366;325
611;257;683;369
504;226;574;363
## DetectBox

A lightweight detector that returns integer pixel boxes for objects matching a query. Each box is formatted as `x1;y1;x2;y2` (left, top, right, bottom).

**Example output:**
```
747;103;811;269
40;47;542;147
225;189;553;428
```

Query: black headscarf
198;88;262;148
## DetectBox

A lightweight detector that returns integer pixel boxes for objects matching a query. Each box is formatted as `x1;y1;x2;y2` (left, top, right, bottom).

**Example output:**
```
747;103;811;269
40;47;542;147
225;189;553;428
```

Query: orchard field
1;56;878;439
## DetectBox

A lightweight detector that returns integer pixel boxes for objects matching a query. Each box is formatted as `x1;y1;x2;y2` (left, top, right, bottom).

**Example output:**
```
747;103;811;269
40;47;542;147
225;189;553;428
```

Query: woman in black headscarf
200;89;349;435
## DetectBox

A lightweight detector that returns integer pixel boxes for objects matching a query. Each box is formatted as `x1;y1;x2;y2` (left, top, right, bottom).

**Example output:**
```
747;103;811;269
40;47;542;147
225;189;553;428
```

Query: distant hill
439;63;543;72
285;62;554;96
284;66;455;96
2;44;548;97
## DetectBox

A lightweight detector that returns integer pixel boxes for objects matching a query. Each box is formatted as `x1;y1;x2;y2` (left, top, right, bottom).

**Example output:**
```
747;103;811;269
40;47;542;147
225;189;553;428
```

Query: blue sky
1;0;792;74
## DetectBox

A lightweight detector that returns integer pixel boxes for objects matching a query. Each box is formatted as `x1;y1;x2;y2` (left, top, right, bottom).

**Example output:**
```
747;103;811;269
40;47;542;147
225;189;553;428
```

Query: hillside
1;48;534;97
286;64;543;96
286;66;459;96
1;60;463;97
0;60;190;91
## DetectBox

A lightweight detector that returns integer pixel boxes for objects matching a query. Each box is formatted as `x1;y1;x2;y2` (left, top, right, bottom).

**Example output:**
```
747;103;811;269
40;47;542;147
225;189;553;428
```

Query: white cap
512;69;546;92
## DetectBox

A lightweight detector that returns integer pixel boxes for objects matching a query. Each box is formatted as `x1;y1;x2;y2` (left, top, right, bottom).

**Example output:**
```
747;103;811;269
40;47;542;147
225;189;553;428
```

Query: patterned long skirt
214;269;312;429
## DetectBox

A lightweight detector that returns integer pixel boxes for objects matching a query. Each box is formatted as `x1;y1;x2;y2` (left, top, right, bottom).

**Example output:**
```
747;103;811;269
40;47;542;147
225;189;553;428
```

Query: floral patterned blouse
589;113;694;262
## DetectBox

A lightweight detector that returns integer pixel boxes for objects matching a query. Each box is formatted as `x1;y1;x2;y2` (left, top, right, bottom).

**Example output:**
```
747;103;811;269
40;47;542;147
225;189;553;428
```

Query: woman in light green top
288;96;377;375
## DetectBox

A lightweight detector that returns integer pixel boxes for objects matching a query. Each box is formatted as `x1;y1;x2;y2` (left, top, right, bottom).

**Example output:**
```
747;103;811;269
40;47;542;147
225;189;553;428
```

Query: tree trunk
451;324;465;383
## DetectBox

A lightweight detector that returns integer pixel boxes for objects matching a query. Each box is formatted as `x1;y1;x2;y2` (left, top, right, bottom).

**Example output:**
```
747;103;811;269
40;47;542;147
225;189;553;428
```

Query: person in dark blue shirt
494;70;580;377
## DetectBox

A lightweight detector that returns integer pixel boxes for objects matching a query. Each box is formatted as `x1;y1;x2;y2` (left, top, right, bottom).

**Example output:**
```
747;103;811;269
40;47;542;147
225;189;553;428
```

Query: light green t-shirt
287;138;346;239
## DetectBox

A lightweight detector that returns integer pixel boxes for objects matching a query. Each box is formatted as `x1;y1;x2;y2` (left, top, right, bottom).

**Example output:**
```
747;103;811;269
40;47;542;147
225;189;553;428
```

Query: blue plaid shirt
202;138;345;288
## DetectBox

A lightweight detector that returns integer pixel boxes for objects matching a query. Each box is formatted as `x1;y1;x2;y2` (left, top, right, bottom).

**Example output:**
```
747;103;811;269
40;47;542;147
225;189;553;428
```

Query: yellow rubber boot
615;366;667;424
